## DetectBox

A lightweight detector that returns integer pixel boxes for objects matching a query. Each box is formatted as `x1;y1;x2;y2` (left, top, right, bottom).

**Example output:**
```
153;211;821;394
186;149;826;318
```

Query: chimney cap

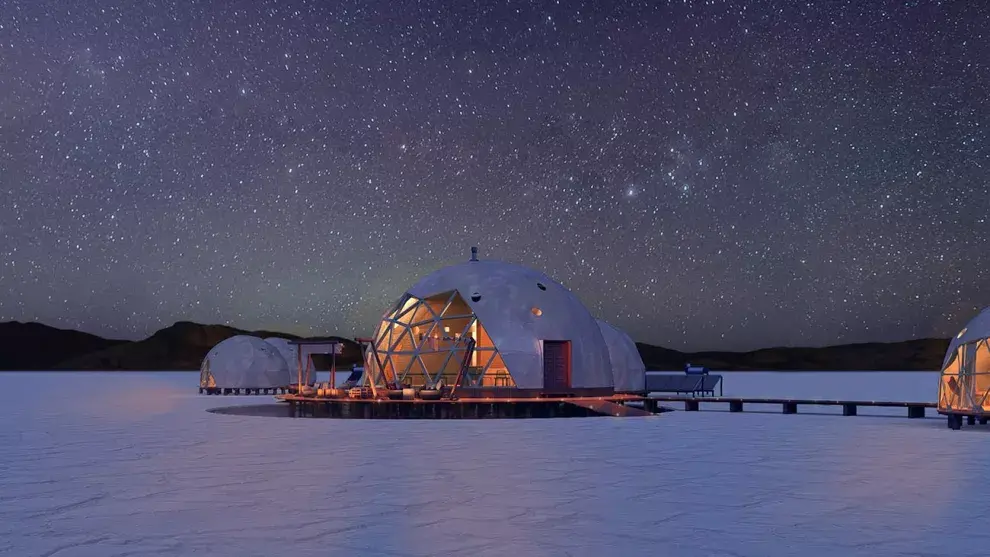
470;246;479;261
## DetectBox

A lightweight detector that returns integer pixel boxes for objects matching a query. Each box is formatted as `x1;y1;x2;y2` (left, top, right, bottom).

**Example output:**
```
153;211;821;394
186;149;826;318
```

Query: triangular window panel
463;349;490;387
473;319;495;349
474;349;499;385
380;355;400;387
376;326;394;352
406;356;430;387
436;291;458;319
415;321;441;351
394;296;420;325
418;351;453;386
390;327;414;352
389;354;416;384
481;350;514;387
441;291;474;319
456;316;476;340
409;300;437;327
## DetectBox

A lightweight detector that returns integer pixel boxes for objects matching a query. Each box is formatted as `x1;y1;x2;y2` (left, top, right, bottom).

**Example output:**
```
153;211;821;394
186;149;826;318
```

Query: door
542;341;571;391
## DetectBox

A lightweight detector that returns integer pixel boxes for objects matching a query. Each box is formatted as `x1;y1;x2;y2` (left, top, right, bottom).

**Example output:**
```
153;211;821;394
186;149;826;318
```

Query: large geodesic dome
364;249;613;393
939;307;990;414
199;335;290;389
597;319;646;393
263;337;317;385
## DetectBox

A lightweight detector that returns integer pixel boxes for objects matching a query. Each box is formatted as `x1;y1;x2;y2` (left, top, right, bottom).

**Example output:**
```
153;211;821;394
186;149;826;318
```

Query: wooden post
967;415;976;425
907;405;925;419
685;399;699;411
782;402;797;414
296;345;302;393
729;400;743;413
843;403;857;416
330;344;337;390
948;414;962;430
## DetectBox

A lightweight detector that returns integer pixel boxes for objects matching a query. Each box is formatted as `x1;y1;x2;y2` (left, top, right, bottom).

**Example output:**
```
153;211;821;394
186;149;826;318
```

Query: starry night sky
1;1;987;351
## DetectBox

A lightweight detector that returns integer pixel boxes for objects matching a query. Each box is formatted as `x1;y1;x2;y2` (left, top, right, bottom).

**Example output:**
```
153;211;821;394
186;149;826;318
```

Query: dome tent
364;248;613;393
597;319;646;393
263;337;318;385
938;307;990;414
200;335;291;390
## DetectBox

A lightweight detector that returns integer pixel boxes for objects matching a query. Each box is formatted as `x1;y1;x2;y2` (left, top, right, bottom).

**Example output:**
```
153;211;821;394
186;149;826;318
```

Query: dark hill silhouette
0;321;127;370
49;321;362;371
0;320;949;371
637;338;949;371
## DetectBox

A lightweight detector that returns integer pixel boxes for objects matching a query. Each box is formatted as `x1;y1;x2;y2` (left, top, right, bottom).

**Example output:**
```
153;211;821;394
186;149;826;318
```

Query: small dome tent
364;248;613;394
199;335;290;391
597;320;646;393
264;337;318;385
938;307;990;414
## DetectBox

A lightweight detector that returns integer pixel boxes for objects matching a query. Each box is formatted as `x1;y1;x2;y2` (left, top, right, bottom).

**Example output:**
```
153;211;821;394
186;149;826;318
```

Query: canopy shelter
287;339;344;388
939;307;990;414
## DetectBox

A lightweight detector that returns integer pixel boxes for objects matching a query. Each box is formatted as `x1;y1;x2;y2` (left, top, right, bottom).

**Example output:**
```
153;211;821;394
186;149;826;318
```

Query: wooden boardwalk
269;393;952;422
646;395;935;419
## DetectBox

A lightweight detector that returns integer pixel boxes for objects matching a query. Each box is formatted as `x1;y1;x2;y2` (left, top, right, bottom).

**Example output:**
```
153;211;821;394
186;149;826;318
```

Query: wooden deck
279;394;654;419
253;392;955;423
646;395;935;418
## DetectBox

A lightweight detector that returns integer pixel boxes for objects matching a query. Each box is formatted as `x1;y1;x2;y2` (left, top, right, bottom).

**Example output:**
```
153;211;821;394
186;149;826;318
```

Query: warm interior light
444;326;450;333
531;307;542;316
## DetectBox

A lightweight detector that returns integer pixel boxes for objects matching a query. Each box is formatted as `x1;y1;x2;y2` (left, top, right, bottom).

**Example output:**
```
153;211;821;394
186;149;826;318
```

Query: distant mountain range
635;338;948;371
0;320;949;372
0;321;363;371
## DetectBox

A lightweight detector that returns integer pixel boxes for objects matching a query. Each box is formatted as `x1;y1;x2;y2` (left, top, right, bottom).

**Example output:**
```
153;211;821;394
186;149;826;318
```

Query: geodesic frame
365;290;516;389
939;335;990;413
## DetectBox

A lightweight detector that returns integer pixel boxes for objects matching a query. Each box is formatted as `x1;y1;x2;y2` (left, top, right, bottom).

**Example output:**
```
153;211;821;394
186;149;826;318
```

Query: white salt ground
0;371;984;557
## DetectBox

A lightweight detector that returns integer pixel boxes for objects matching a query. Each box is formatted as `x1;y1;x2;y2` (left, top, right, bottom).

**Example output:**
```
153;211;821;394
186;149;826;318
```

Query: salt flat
1;371;986;557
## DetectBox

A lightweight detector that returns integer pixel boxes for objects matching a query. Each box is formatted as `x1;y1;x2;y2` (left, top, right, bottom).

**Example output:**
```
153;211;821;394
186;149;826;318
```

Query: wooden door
542;341;571;391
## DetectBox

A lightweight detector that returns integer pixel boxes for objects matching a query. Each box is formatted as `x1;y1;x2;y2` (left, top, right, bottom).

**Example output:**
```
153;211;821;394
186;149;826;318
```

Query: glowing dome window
531;307;543;316
366;290;516;388
939;307;990;414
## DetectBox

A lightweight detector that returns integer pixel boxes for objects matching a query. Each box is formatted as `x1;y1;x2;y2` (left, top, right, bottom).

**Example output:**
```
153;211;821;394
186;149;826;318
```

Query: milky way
1;0;987;350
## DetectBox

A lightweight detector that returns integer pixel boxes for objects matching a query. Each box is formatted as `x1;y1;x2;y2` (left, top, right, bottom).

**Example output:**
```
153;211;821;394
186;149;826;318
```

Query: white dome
942;306;990;370
597;320;645;392
398;258;613;389
200;335;290;389
263;337;315;385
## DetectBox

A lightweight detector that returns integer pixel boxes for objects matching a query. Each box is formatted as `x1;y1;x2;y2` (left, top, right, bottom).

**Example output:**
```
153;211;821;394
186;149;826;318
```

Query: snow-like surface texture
406;258;612;389
597;319;646;392
3;371;984;557
201;335;289;388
